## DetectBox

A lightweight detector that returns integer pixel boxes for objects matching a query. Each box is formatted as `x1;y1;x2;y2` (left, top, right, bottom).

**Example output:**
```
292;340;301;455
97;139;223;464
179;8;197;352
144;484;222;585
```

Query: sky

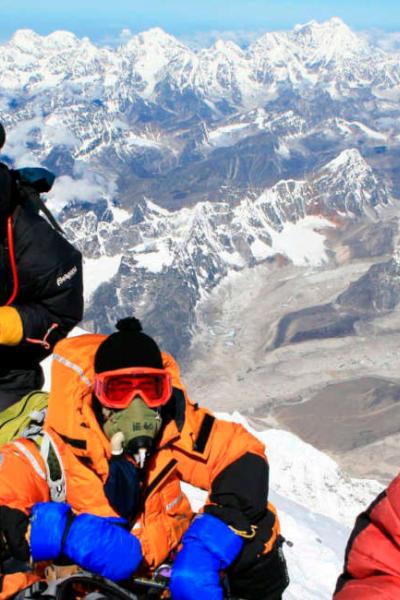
0;0;399;46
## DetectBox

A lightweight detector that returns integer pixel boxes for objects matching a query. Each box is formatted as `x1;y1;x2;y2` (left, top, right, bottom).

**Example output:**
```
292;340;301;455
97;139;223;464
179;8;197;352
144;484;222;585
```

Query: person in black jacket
0;122;84;409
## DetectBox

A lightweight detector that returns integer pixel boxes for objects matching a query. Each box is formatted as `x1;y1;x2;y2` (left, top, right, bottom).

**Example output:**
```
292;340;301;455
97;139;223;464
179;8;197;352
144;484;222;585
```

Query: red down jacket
334;473;400;600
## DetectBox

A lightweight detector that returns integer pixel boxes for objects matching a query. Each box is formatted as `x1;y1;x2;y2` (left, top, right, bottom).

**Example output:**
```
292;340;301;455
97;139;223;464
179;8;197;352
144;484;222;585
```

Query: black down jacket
0;164;83;404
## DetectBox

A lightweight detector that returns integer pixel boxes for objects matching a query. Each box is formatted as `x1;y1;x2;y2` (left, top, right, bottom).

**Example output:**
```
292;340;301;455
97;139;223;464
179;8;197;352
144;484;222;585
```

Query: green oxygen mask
103;396;163;468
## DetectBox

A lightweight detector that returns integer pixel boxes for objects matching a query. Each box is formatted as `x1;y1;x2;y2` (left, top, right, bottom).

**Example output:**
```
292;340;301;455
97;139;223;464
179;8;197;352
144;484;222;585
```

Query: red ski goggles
94;367;172;409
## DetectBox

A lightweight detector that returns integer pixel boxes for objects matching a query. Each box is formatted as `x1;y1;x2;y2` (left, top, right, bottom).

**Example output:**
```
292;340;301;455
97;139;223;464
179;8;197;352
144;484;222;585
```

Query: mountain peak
10;29;41;51
43;30;81;48
325;148;368;172
10;29;83;53
213;39;243;55
292;17;366;59
132;27;185;49
294;17;351;35
328;16;349;28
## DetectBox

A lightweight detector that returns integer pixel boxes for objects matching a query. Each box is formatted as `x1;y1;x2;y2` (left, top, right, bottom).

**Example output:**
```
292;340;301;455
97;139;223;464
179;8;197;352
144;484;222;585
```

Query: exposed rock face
274;376;400;453
337;258;400;313
271;257;400;350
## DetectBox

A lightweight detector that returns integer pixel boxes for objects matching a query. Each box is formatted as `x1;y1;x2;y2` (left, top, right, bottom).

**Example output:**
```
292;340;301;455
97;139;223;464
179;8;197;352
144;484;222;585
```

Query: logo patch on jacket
57;266;78;287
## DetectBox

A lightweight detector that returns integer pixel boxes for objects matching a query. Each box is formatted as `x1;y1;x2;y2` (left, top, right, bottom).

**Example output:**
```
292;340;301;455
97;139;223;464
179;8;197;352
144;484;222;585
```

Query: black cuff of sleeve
204;505;253;536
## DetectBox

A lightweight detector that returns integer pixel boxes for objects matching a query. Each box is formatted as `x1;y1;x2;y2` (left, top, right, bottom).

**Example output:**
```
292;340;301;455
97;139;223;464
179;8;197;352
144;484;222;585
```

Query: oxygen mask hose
126;436;154;469
136;447;147;469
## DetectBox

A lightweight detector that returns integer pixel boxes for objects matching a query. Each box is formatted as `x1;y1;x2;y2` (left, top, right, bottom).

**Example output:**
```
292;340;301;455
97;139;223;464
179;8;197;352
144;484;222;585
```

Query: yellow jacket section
0;306;23;345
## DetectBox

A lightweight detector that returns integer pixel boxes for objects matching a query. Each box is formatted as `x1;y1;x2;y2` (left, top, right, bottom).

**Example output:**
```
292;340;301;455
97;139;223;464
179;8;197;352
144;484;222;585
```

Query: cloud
96;27;136;48
2;117;44;167
179;29;266;50
47;175;103;207
362;28;400;53
43;121;79;147
46;169;117;215
0;113;116;215
0;116;79;167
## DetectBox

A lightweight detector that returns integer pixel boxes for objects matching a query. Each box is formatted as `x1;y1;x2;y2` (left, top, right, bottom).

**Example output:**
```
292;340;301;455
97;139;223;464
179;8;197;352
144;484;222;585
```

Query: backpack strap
35;195;65;236
18;187;65;236
16;432;67;503
12;441;46;481
36;432;67;503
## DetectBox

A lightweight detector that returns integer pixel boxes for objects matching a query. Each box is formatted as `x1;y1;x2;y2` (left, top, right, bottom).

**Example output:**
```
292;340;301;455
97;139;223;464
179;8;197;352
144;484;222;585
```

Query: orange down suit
0;333;280;598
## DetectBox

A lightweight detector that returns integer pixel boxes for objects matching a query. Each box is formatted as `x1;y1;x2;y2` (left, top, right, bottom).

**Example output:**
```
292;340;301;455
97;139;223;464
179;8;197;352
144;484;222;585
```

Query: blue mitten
64;513;142;581
30;502;70;561
30;503;142;582
170;514;244;600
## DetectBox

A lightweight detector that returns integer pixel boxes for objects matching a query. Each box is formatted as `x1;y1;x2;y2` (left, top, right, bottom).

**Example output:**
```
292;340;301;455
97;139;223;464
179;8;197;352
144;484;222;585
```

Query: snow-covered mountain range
0;17;398;214
61;146;391;354
1;18;399;118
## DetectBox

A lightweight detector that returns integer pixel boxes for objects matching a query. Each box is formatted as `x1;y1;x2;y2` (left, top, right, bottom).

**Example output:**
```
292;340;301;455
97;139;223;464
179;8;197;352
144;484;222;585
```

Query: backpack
0;390;66;502
3;166;64;306
0;390;48;444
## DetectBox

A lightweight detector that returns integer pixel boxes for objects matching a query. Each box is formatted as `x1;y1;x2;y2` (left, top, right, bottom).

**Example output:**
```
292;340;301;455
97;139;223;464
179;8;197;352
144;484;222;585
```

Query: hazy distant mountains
0;17;398;208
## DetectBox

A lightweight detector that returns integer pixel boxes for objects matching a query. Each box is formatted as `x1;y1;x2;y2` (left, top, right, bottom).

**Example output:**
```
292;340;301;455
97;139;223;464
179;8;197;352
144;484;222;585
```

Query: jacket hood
45;333;109;478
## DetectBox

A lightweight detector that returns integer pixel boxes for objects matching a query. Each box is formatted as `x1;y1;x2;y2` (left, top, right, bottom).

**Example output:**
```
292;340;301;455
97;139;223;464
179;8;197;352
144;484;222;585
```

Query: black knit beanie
94;317;163;373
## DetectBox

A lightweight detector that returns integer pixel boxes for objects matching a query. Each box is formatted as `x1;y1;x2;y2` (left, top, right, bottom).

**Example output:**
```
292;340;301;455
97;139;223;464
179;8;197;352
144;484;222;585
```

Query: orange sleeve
0;572;41;600
0;441;49;513
173;407;266;490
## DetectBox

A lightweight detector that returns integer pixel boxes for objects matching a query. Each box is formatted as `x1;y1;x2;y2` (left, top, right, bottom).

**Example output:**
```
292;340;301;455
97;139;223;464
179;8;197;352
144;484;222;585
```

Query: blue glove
64;512;142;581
30;502;71;560
170;514;244;600
31;502;143;581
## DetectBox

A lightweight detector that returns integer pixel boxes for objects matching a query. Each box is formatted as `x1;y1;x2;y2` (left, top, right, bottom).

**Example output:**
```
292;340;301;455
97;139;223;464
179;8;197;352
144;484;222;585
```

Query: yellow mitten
0;306;23;345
